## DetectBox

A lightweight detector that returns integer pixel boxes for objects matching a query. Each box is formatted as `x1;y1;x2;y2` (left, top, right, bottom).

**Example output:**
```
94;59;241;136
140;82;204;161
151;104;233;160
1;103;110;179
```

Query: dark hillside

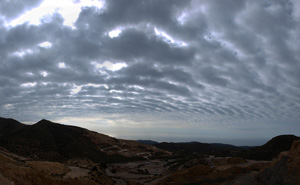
0;118;167;163
0;117;170;163
0;119;118;162
239;135;300;160
154;141;241;157
0;117;25;136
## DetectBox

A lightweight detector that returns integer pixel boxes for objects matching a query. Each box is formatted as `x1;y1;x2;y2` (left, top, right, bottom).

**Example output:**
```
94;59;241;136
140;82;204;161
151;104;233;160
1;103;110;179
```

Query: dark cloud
75;0;190;32
99;28;195;65
0;0;300;144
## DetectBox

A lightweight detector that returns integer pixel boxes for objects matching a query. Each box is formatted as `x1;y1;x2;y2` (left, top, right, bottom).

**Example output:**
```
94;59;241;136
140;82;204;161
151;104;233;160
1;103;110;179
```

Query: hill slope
0;117;169;163
0;117;25;136
239;135;300;160
0;147;113;185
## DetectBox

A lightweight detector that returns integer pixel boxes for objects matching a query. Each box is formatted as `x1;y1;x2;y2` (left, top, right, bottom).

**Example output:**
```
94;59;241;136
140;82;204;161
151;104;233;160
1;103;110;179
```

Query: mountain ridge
0;117;169;163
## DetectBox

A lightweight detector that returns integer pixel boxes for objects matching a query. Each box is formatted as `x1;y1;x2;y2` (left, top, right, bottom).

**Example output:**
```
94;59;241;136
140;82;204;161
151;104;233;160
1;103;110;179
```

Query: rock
257;139;300;185
289;140;300;156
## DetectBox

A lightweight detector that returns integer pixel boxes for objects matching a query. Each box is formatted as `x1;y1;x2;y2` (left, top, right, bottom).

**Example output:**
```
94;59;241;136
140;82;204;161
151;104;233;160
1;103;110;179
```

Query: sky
1;0;300;146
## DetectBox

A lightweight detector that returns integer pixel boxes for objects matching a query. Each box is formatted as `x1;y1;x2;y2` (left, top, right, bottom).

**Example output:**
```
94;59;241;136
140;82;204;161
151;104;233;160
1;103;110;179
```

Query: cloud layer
1;0;300;144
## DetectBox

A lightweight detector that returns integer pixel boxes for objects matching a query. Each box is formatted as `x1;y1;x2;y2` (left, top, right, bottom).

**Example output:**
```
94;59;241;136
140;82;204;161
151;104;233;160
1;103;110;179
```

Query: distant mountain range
154;141;241;156
138;136;300;160
136;140;159;145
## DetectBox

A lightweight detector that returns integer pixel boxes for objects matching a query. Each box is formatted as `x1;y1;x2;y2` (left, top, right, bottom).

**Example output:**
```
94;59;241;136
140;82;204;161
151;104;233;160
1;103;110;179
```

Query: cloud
0;0;300;144
0;0;43;20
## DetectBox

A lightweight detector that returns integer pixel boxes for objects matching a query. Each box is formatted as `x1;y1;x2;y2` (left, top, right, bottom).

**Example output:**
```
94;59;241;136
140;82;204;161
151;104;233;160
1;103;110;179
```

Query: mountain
0;117;25;136
239;135;300;160
153;141;241;157
0;117;170;163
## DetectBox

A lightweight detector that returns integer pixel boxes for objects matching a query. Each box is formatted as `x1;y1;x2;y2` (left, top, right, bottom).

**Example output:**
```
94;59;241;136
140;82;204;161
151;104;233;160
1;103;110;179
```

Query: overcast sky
1;0;300;145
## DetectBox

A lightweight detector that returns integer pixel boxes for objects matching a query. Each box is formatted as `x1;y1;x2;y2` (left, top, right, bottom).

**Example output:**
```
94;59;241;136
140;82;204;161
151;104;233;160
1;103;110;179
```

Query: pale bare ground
64;166;90;179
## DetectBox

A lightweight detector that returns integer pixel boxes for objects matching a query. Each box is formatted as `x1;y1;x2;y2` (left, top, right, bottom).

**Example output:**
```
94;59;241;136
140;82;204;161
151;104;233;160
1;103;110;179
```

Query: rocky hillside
257;139;300;185
0;147;113;185
0;117;170;163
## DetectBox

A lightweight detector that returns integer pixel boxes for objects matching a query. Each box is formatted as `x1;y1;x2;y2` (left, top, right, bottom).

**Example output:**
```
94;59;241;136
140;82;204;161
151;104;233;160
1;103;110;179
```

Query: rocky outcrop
257;140;300;185
289;140;300;156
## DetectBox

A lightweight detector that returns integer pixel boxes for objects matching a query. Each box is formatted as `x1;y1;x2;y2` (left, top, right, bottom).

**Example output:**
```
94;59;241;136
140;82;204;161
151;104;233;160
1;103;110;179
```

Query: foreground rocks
150;157;269;185
0;146;271;185
257;140;300;185
0;147;113;185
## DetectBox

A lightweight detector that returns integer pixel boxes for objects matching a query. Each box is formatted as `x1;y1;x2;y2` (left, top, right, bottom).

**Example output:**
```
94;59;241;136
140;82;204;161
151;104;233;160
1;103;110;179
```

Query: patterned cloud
1;0;300;145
